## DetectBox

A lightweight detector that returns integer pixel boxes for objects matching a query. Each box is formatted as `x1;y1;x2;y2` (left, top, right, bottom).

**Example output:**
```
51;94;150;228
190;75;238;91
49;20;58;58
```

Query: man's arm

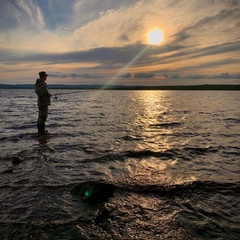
36;83;50;97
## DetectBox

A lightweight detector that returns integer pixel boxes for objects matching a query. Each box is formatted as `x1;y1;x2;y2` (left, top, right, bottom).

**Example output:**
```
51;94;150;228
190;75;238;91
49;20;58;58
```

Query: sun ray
101;45;150;89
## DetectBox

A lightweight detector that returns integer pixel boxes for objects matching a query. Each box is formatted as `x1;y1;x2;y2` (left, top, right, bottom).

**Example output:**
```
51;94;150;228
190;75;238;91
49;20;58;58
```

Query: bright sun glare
147;28;163;45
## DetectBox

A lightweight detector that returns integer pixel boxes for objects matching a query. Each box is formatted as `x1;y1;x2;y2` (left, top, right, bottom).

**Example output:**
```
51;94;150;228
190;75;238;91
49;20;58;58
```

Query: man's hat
39;71;48;77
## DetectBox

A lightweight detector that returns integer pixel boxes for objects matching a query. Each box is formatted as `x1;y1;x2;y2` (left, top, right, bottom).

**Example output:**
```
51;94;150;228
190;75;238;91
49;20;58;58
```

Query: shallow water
0;89;239;239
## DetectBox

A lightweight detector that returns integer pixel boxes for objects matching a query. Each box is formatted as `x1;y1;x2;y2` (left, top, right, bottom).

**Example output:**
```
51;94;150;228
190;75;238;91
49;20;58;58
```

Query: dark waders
37;106;48;135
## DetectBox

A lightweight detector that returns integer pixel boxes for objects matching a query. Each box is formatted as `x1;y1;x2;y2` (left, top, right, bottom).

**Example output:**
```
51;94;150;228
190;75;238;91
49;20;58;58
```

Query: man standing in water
35;71;51;135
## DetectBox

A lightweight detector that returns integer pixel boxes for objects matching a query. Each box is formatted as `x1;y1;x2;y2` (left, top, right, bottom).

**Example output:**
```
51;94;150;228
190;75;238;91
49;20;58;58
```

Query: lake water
0;89;239;239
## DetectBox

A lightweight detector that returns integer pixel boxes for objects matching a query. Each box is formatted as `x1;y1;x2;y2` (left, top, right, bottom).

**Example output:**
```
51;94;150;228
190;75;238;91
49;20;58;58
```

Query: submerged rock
2;168;13;174
12;156;23;165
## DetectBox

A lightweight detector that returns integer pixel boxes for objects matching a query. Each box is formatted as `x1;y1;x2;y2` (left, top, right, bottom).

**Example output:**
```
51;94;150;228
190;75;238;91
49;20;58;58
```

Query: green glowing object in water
84;191;90;198
81;186;93;200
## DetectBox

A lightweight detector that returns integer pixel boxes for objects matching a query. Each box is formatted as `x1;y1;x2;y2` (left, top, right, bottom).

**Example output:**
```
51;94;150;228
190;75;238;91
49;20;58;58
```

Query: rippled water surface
0;89;239;239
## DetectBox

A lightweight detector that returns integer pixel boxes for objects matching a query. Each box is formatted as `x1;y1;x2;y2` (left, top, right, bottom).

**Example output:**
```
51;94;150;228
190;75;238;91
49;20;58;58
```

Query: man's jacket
35;79;51;108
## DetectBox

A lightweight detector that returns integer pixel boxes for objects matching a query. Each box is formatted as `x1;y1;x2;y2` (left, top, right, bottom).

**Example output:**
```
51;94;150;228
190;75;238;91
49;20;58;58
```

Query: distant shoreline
0;84;240;91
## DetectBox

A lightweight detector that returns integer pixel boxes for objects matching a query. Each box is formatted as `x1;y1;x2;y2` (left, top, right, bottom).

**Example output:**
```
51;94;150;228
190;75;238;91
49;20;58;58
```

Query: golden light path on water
122;91;196;186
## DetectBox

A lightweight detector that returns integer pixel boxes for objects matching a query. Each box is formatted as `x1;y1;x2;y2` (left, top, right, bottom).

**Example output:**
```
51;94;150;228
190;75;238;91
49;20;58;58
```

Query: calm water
0;89;239;240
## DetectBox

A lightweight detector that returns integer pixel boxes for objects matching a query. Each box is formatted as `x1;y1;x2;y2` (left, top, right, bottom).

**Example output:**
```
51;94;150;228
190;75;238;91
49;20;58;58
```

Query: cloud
0;0;239;85
37;0;75;30
210;73;240;79
0;0;45;30
229;0;239;6
150;41;240;68
165;73;240;80
170;7;240;60
0;43;186;65
118;73;131;78
172;75;181;79
70;0;140;29
2;0;239;53
49;72;104;79
134;72;155;79
192;41;240;59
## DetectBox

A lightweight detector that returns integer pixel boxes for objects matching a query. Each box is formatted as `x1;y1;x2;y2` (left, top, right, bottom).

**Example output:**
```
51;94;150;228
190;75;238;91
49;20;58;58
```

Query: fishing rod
52;90;87;99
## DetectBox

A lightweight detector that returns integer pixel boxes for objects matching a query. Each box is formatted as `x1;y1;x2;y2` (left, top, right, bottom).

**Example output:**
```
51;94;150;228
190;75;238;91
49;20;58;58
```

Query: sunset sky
0;0;240;86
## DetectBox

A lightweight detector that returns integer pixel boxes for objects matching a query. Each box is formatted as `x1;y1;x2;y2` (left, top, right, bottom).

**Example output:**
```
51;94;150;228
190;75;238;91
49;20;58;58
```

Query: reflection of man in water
35;71;51;135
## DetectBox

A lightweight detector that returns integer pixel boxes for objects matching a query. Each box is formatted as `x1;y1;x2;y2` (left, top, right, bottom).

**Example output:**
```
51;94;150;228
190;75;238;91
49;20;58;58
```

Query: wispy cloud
1;0;45;30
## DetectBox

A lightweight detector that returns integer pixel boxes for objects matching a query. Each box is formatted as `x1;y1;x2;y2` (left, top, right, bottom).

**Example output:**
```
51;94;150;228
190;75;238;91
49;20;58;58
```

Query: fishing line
52;90;88;100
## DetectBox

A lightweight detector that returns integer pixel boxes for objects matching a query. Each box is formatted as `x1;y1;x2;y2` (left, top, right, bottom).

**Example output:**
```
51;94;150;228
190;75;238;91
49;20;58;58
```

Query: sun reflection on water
131;91;175;152
124;156;196;186
123;91;197;185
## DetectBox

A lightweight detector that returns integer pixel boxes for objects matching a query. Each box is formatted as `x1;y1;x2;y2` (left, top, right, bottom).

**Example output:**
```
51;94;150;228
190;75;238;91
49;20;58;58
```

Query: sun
147;28;164;45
